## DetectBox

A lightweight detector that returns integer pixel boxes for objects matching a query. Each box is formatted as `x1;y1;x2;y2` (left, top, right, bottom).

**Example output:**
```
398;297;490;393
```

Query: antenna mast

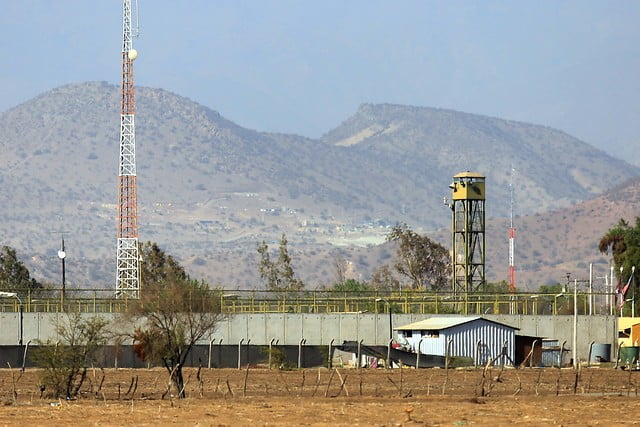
508;167;516;293
116;0;140;298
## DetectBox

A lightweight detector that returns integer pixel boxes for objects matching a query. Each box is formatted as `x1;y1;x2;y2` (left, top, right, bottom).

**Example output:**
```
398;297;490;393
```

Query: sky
2;1;639;164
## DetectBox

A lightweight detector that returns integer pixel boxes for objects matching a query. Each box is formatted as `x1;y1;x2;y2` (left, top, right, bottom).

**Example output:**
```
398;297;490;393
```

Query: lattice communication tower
116;0;140;298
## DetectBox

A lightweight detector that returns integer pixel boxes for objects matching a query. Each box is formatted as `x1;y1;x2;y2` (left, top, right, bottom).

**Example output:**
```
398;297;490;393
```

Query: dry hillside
0;82;637;288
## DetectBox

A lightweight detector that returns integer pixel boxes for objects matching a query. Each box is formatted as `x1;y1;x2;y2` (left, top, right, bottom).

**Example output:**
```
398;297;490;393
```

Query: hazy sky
2;1;639;164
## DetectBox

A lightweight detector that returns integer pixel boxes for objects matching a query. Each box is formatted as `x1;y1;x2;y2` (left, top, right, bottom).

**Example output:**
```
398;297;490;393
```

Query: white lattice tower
116;0;140;299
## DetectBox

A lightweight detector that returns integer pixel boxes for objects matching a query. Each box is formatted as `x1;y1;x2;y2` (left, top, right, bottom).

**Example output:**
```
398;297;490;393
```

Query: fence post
445;338;453;370
237;338;245;370
269;338;277;369
21;340;32;372
475;340;482;368
614;342;624;369
500;339;508;368
298;338;306;369
416;337;425;368
559;340;567;367
530;339;539;368
328;338;335;369
587;340;596;367
208;338;215;369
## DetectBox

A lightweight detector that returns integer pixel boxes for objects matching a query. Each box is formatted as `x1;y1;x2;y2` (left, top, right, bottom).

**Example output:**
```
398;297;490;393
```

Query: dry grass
0;366;638;425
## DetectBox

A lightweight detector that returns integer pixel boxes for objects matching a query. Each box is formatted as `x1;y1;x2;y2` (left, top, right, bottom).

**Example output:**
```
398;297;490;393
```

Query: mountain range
0;82;637;290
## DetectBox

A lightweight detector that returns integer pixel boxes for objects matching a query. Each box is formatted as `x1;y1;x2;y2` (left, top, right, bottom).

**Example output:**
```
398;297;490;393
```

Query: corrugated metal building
395;316;517;365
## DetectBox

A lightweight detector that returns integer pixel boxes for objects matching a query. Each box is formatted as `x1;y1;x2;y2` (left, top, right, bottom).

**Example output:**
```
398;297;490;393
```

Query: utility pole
589;262;594;316
610;265;615;316
509;166;516;294
573;279;577;368
51;230;69;306
57;234;67;307
116;0;141;298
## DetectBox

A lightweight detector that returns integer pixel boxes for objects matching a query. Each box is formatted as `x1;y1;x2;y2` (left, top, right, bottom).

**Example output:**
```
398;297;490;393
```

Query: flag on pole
618;268;635;311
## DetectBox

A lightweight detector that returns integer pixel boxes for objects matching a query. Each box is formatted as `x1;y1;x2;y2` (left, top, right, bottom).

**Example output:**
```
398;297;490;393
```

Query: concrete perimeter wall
0;313;617;362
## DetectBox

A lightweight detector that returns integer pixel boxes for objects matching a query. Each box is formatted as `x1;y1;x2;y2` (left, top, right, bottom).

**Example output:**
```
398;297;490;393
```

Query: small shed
515;334;545;366
395;316;518;365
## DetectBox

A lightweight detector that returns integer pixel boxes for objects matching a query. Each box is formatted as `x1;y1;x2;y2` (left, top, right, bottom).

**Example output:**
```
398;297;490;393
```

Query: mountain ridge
0;82;637;288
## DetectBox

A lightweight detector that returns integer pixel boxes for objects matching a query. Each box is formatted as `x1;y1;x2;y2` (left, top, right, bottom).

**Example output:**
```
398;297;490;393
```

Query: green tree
370;264;401;291
333;278;370;293
485;280;510;293
599;218;640;286
257;234;303;291
599;218;640;315
126;242;223;399
328;279;399;313
33;313;110;399
537;283;571;315
139;241;187;284
386;224;450;290
0;246;42;297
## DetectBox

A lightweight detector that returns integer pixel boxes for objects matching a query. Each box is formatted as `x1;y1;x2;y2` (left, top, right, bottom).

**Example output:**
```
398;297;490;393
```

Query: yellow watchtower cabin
450;172;486;296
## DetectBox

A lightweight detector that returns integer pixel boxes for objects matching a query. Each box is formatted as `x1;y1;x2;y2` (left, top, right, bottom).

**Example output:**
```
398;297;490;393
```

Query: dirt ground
0;366;639;426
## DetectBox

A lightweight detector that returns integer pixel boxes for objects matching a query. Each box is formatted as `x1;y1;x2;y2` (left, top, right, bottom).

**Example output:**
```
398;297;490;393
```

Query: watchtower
450;171;486;295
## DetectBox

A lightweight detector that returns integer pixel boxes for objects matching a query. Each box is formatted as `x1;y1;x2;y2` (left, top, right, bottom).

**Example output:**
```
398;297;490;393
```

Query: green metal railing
0;288;614;316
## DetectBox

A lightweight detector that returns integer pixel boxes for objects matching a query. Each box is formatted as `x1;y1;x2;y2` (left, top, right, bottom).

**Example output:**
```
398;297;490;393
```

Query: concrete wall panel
0;312;619;362
321;314;341;345
302;315;321;343
284;314;303;344
227;315;248;343
357;314;377;344
265;314;285;344
247;314;267;344
339;314;358;341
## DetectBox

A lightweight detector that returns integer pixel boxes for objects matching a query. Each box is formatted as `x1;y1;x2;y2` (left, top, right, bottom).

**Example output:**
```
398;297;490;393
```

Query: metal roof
453;171;485;179
395;316;518;331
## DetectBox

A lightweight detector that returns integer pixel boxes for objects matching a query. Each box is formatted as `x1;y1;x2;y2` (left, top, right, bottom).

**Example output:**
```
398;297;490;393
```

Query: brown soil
0;366;638;426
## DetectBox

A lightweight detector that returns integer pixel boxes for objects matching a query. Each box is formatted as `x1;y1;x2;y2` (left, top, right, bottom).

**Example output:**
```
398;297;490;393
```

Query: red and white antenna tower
116;0;140;298
508;167;516;293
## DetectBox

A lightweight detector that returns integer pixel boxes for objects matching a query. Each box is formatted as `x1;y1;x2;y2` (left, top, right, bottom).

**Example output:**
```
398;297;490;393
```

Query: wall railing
0;288;615;316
